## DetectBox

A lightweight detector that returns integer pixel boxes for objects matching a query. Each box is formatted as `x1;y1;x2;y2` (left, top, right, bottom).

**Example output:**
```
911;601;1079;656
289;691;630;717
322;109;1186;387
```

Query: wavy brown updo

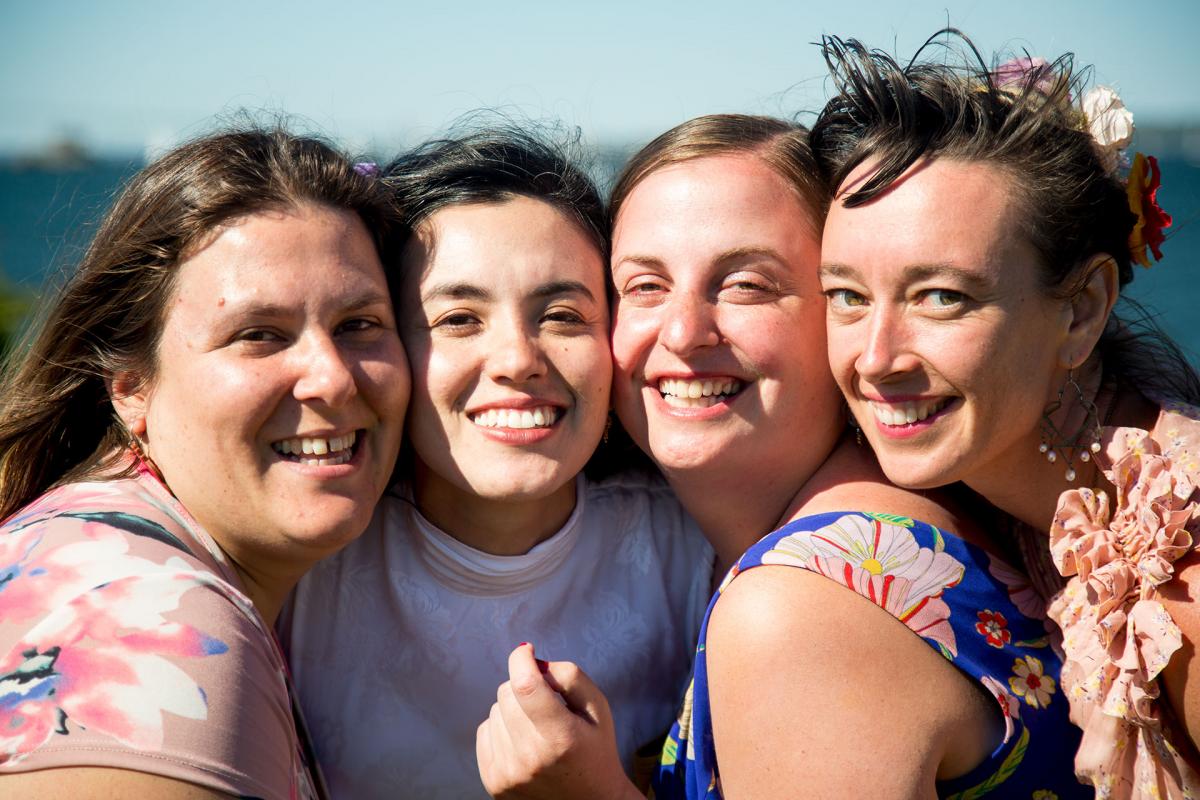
809;29;1199;404
0;127;402;522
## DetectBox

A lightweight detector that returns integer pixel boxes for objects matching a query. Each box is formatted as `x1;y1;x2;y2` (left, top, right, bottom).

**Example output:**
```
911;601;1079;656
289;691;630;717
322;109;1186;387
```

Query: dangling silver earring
1038;369;1102;482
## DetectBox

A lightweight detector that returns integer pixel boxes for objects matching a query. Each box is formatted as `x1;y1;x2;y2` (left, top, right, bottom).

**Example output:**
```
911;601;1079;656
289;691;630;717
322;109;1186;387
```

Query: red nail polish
517;642;530;648
536;658;550;674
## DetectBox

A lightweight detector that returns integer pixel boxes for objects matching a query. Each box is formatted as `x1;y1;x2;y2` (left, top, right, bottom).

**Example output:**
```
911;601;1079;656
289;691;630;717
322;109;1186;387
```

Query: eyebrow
820;262;993;293
223;290;391;317
615;247;784;271
421;279;596;303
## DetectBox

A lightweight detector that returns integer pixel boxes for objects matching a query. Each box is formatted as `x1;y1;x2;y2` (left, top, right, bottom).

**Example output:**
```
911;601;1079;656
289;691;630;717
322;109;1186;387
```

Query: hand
476;643;643;799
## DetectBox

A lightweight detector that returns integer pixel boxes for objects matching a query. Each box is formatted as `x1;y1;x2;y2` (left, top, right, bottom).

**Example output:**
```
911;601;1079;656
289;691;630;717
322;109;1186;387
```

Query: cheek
610;307;659;373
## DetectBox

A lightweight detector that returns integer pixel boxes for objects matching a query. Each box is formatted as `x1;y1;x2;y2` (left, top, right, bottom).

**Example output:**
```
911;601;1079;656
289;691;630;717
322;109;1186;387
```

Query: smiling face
820;157;1071;489
610;154;840;480
123;202;409;563
398;195;611;509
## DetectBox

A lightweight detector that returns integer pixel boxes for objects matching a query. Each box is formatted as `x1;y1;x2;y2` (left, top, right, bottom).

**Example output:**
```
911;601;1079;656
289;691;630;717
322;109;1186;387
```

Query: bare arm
1155;551;1200;760
706;564;1002;799
1;768;237;799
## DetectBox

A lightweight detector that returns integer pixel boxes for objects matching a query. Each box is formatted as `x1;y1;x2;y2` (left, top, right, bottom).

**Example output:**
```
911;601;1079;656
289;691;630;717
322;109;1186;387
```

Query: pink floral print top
0;460;319;799
1050;403;1200;799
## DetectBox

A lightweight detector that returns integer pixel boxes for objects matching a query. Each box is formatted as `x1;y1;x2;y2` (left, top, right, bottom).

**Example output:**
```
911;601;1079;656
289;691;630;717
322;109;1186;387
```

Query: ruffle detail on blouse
1048;405;1200;798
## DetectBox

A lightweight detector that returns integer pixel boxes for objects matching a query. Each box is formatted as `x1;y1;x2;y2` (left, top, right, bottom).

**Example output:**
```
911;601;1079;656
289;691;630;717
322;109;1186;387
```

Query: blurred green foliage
0;272;33;358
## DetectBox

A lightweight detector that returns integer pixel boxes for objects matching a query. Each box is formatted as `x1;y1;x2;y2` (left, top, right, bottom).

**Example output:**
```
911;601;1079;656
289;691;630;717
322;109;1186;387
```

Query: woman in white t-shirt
279;129;713;800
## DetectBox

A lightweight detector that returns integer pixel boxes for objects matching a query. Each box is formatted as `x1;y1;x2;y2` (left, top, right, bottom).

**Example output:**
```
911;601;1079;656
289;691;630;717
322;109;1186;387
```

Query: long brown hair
0;127;402;522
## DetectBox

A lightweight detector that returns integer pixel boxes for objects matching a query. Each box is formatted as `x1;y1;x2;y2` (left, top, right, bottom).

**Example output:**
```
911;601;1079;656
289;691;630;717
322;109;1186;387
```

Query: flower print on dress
980;674;1022;742
0;511;230;762
975;610;1011;648
1048;407;1200;797
761;514;965;657
1009;655;1057;709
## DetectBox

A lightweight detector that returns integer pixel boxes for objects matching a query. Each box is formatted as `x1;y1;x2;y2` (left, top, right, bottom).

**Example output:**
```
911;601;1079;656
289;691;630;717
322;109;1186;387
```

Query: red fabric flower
1127;153;1173;268
975;609;1011;648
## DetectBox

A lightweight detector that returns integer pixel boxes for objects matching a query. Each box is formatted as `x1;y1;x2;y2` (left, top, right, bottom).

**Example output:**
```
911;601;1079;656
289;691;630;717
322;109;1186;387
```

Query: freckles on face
820;157;1069;487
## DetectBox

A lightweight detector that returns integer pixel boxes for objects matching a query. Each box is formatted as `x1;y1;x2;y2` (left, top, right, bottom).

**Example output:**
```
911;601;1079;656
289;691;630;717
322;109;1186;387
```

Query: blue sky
3;0;1197;156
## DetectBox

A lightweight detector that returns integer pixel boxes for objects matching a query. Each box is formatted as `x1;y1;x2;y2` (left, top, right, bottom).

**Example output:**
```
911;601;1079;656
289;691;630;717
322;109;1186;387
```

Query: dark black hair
810;28;1200;404
382;126;607;260
383;125;646;479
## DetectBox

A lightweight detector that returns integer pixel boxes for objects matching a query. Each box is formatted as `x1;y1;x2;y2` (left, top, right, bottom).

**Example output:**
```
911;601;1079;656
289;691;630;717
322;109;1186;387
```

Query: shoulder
0;483;297;796
704;561;1000;793
785;440;990;542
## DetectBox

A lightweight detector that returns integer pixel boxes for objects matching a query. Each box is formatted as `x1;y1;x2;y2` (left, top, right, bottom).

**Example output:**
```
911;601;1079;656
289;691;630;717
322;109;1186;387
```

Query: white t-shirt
280;472;713;800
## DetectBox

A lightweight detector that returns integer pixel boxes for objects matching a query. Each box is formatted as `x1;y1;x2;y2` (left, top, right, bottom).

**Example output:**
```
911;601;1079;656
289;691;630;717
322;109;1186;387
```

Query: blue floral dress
651;511;1089;799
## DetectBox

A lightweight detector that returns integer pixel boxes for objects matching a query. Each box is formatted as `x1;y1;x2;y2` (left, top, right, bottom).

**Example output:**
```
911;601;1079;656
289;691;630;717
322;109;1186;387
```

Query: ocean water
1;154;1197;359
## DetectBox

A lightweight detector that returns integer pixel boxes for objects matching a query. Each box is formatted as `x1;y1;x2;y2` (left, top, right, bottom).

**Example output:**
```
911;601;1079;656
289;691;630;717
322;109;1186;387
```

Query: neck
662;433;838;575
965;368;1159;532
216;548;310;626
412;463;578;556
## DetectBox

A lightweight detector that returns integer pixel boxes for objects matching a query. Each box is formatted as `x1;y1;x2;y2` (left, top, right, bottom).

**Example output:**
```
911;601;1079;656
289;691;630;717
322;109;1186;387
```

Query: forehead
823;158;1025;270
404;196;605;293
170;204;385;310
612;155;817;263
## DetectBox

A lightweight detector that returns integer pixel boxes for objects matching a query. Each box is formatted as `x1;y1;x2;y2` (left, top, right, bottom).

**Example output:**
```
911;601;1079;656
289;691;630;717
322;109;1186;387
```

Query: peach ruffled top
1049;403;1200;798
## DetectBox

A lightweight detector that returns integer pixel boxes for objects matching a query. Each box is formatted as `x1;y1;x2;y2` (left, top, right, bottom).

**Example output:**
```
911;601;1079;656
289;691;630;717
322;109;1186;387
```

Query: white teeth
657;377;743;408
471;406;559;430
869;398;951;427
272;430;358;465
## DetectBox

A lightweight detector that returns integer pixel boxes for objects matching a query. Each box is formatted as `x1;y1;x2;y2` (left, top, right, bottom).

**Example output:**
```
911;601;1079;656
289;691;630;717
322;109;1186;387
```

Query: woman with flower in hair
476;113;1089;799
814;29;1199;796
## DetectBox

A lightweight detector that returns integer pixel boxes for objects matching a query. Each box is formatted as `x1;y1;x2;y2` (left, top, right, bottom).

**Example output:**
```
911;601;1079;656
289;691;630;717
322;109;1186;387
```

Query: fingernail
536;658;550;674
518;642;531;648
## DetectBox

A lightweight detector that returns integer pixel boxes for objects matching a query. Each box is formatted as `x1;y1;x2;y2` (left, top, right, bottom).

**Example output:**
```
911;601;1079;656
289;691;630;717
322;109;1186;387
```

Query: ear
107;372;150;439
1058;254;1119;370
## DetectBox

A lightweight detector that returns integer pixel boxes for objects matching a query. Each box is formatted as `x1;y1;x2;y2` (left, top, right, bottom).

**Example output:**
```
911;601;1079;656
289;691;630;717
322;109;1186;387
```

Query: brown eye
826;289;866;308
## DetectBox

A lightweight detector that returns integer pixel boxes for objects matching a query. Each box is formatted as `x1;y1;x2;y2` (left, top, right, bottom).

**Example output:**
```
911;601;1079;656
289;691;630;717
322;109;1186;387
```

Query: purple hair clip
992;56;1062;98
353;161;379;177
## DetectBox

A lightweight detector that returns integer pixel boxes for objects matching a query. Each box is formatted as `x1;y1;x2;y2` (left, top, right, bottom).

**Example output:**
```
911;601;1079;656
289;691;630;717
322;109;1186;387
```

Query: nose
659;292;720;356
485;322;546;384
854;304;912;383
293;333;357;408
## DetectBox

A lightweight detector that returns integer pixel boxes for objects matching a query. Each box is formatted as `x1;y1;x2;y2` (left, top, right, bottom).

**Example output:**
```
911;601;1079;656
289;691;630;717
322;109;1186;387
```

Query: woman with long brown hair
0;127;409;799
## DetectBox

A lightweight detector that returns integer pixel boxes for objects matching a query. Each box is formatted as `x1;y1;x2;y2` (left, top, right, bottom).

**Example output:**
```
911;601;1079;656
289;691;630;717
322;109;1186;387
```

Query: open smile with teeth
471;406;560;430
658;377;743;409
869;397;952;426
272;430;359;466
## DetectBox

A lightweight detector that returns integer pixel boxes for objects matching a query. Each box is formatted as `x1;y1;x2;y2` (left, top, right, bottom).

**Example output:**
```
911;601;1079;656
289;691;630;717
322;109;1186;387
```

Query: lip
645;372;748;420
270;427;369;475
864;396;959;439
466;397;566;415
466;397;566;445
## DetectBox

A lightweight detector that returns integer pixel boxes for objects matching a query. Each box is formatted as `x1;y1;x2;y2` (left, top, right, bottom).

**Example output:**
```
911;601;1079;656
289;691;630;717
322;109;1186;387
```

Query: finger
476;715;495;783
481;698;522;791
505;644;578;727
540;660;610;725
